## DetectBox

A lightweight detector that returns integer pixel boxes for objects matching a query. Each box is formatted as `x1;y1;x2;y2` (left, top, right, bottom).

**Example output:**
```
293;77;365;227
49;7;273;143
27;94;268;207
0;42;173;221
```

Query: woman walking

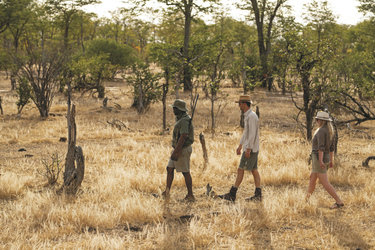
306;111;344;209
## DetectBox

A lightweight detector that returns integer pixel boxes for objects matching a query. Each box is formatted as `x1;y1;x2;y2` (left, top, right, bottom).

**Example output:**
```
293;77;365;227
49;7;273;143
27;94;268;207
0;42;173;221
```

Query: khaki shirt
172;113;194;148
312;125;334;162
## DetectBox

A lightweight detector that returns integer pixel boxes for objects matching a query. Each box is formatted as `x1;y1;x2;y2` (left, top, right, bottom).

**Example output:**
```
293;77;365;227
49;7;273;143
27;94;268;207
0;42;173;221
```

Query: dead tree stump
63;104;85;194
103;97;108;107
199;132;209;166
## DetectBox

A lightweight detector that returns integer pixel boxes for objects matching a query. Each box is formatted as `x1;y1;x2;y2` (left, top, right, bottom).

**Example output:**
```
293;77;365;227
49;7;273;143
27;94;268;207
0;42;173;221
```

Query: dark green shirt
172;113;194;148
312;125;335;162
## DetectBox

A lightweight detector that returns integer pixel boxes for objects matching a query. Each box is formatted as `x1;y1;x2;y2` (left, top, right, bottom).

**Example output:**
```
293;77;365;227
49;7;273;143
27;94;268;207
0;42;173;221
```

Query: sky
83;0;366;26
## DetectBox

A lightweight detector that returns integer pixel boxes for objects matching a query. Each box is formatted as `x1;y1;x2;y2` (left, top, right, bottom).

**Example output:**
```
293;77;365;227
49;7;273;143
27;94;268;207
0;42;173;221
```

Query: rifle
171;94;199;161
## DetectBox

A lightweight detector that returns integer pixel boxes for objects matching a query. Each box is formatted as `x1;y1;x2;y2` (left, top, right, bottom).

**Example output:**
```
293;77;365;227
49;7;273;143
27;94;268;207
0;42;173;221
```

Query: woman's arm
329;151;334;168
318;150;326;169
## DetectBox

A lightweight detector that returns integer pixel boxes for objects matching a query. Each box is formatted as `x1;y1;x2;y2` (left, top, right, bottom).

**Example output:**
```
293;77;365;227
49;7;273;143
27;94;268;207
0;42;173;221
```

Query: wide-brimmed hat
315;111;332;121
235;95;252;103
169;99;189;112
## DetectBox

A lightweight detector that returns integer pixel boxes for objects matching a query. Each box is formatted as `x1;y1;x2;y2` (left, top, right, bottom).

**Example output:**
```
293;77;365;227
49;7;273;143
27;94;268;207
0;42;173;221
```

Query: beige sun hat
315;111;332;121
169;99;189;112
235;95;252;103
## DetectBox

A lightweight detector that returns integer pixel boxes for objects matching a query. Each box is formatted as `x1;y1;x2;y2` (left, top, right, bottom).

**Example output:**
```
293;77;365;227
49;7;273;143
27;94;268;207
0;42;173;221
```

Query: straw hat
169;99;189;112
235;95;252;103
315;111;332;121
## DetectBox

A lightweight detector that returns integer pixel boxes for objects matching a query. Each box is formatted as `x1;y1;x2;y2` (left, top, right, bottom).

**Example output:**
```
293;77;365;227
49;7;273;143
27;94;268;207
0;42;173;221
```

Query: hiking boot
218;186;238;201
245;187;262;202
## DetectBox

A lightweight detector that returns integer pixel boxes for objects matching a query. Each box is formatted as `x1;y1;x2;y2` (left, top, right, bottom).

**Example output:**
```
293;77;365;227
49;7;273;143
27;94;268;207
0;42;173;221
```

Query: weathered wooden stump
62;104;85;194
103;97;108;107
199;132;209;166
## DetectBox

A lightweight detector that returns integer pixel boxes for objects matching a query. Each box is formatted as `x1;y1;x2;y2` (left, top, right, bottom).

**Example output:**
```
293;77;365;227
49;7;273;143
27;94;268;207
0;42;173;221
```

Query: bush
126;62;162;114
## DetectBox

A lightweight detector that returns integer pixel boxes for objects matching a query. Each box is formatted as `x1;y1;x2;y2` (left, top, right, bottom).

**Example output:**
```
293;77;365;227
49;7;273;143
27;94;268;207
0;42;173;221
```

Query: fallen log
362;156;375;167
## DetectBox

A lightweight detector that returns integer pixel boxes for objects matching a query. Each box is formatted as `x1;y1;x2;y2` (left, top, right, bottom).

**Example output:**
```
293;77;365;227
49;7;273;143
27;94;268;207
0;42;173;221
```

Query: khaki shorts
167;146;192;173
311;153;329;174
238;151;258;171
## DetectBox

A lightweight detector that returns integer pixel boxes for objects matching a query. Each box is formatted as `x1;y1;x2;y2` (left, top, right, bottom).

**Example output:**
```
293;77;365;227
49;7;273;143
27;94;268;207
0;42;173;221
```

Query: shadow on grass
323;214;371;249
244;201;272;250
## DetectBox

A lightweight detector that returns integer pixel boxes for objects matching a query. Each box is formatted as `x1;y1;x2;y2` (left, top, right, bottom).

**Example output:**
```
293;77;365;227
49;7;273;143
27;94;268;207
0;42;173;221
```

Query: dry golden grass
1;76;375;249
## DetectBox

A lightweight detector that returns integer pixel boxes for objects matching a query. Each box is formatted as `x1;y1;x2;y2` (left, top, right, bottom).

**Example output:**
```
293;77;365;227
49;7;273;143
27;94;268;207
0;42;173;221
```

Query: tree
85;38;137;75
148;43;180;131
12;46;70;117
358;0;375;17
196;14;231;132
0;0;30;34
226;18;258;93
288;0;337;140
127;62;162;114
6;0;34;90
132;19;152;57
329;24;375;125
132;0;219;91
68;52;116;98
272;15;300;94
45;0;100;49
239;0;289;91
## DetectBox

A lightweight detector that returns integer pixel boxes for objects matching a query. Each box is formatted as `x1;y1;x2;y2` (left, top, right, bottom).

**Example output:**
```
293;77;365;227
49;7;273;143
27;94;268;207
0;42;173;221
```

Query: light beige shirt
240;108;260;153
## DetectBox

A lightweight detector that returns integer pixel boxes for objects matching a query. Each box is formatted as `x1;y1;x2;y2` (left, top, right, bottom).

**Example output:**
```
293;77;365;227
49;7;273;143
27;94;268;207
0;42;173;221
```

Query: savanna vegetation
1;0;375;249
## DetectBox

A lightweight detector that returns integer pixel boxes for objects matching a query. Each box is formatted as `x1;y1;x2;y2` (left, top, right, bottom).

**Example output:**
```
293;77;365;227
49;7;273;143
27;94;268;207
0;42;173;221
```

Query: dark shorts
167;146;192;173
238;151;258;171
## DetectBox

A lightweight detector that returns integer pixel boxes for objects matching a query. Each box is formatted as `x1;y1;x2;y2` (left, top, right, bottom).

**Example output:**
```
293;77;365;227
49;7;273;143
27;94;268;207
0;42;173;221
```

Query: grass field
1;76;374;249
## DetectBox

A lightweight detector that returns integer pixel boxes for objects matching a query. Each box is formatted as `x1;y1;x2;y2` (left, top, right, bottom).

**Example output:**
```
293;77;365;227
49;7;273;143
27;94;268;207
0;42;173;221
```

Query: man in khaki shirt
162;99;195;202
219;95;262;202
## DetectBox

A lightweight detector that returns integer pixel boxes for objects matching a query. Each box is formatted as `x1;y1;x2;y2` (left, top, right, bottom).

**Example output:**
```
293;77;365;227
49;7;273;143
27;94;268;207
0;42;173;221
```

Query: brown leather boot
245;187;262;202
218;186;238;201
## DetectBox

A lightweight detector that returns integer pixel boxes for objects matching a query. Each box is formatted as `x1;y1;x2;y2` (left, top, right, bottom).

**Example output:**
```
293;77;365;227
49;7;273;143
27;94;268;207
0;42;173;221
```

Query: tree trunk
10;70;17;90
137;83;144;114
162;68;170;131
242;48;247;94
183;3;192;92
0;96;3;115
250;0;285;91
211;94;214;132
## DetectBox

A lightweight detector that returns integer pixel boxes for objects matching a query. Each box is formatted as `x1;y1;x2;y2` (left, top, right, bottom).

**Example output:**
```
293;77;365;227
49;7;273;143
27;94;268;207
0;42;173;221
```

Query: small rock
59;137;67;142
18;148;26;152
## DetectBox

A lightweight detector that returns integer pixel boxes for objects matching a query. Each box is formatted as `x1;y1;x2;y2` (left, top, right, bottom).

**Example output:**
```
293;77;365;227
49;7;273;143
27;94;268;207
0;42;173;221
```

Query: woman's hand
320;161;326;169
329;161;333;168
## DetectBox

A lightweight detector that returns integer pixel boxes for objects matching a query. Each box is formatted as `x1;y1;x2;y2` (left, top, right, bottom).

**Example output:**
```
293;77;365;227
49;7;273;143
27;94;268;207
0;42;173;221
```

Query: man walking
162;99;195;202
219;95;262;202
